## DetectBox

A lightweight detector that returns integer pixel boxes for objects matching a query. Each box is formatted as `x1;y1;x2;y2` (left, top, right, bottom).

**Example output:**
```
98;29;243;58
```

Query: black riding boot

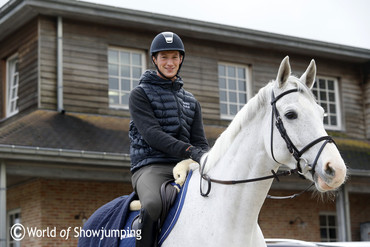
135;208;158;247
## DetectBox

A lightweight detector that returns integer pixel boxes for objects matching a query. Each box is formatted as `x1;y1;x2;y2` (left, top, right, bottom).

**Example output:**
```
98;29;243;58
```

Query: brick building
0;0;369;246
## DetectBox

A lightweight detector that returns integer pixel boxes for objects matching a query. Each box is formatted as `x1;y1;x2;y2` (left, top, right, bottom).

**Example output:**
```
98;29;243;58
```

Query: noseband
199;87;335;197
270;88;334;177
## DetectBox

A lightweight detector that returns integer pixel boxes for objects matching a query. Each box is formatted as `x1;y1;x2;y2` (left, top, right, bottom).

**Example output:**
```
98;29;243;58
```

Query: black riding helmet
150;31;185;80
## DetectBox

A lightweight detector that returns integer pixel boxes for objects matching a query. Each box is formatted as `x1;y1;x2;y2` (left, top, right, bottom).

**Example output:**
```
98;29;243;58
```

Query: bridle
199;87;334;197
270;88;334;176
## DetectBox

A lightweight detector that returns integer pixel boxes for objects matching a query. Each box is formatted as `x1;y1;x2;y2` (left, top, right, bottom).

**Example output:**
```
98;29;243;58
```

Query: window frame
7;208;21;247
5;54;19;118
108;47;146;110
319;212;338;242
218;62;252;120
312;76;342;130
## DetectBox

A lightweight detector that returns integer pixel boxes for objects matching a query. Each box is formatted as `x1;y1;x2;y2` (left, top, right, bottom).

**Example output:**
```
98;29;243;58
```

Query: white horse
160;56;347;247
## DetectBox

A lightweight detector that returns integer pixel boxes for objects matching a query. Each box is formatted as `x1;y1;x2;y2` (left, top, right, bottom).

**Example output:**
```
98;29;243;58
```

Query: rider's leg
132;164;174;247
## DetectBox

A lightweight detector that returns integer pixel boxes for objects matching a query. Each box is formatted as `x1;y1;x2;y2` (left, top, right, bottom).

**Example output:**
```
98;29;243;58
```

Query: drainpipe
336;184;351;241
0;161;6;247
57;16;64;113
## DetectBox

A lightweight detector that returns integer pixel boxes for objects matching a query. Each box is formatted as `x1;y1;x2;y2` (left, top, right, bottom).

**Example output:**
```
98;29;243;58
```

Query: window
108;48;146;109
8;208;21;247
218;63;251;119
319;212;337;242
312;77;341;130
6;54;19;118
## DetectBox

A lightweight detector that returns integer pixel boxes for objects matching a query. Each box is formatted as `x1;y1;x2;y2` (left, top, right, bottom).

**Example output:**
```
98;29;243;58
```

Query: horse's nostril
325;162;335;177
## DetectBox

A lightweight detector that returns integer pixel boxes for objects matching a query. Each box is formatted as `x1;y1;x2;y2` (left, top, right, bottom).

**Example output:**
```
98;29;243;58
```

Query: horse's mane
203;76;315;173
202;82;271;173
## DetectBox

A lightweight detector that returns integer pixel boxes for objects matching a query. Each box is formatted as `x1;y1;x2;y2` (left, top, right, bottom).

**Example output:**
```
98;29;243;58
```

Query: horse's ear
300;59;316;89
276;56;291;88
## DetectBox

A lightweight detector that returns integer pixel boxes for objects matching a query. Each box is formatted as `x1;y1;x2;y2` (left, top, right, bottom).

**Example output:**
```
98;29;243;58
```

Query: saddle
122;170;193;247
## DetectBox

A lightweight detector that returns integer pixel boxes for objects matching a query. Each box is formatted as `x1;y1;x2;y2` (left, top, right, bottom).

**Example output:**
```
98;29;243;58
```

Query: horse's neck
207;120;276;221
165;105;276;246
198;114;275;240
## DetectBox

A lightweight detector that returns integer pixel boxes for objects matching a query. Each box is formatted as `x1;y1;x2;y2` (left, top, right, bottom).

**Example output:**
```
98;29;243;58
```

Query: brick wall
349;193;370;241
259;189;336;241
7;180;369;245
7;178;133;247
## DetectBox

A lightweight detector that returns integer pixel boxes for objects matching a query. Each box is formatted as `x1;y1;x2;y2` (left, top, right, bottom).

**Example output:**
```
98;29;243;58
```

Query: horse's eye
285;111;298;120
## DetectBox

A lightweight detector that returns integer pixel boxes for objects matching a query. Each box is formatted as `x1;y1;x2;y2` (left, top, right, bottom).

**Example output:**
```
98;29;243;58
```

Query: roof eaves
0;144;131;167
1;0;370;62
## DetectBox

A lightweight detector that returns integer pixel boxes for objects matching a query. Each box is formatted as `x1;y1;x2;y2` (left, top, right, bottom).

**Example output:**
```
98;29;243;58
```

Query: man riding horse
129;31;209;246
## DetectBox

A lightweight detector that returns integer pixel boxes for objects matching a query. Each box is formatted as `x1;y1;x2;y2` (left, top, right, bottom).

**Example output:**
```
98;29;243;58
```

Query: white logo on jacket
183;102;190;109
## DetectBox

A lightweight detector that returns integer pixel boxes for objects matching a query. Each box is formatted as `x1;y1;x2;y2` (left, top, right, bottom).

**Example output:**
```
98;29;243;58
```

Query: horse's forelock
286;75;316;102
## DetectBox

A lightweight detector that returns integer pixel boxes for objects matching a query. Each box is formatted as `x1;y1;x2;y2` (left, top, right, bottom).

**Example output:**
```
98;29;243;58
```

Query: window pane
121;65;130;77
238;80;246;91
219;91;227;101
12;75;18;87
219;78;226;88
319;79;326;89
330;116;337;126
328;80;334;90
109;91;119;104
227;66;236;77
133;80;139;88
109;64;118;76
229;79;236;90
313;81;318;89
324;117;328;125
312;89;318;98
229;104;238;115
220;103;227;115
321;103;328;113
121;94;129;105
132;53;141;66
11;88;17;98
109;78;119;90
320;216;326;226
329;92;335;101
329;228;336;238
320;228;327;238
237;68;245;78
11;102;16;112
229;92;237;102
108;50;118;63
328;216;336;226
132;67;142;79
239;93;246;104
121;79;131;91
218;65;225;77
329;104;336;114
120;51;130;64
320;91;327;101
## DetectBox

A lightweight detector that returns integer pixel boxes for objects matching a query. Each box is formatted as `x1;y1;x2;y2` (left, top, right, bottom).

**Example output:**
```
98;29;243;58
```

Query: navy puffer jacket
129;71;208;173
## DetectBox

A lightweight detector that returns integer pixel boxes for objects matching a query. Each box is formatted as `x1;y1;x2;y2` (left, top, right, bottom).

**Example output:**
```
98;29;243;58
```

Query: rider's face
153;50;183;80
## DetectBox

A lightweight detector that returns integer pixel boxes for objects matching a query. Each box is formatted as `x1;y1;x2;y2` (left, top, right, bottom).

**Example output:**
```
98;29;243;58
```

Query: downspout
57;16;64;113
336;184;351;241
0;161;6;247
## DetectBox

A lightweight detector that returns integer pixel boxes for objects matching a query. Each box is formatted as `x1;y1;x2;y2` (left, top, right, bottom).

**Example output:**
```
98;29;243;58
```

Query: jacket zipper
172;82;183;138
